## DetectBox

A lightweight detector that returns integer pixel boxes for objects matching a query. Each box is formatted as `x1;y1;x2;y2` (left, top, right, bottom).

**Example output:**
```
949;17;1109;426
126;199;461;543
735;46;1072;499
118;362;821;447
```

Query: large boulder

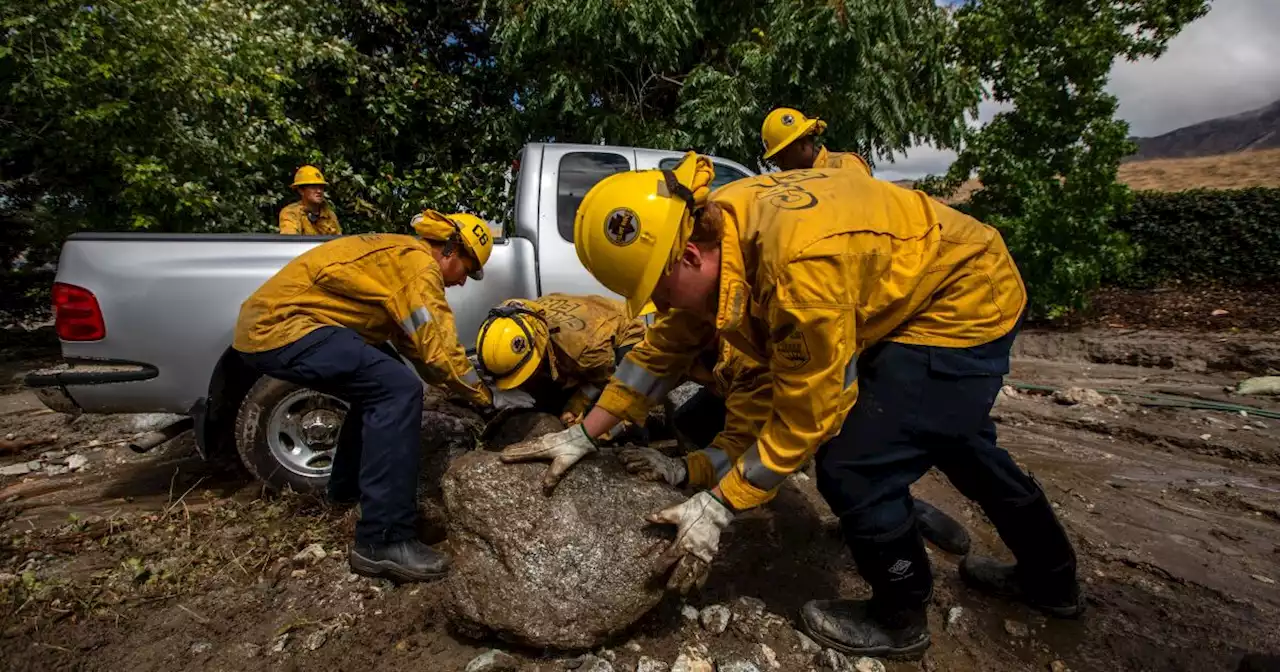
443;449;683;649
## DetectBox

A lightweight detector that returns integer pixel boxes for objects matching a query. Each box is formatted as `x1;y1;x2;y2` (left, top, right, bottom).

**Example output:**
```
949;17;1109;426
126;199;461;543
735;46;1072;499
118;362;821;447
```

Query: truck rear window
557;152;631;242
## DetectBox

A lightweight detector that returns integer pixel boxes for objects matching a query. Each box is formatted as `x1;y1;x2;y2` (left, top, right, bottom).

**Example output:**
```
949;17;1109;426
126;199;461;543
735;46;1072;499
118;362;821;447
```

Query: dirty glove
500;424;596;494
492;388;536;411
647;491;734;594
620;447;687;487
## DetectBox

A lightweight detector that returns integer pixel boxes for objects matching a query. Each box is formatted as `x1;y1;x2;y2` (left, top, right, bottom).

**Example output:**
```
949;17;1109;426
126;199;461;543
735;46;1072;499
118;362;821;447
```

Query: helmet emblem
781;113;795;126
604;208;640;247
511;335;527;354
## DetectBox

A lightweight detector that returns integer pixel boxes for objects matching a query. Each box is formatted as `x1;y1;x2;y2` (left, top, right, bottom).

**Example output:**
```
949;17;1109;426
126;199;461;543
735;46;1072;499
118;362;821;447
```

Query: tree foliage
491;0;979;167
922;0;1209;318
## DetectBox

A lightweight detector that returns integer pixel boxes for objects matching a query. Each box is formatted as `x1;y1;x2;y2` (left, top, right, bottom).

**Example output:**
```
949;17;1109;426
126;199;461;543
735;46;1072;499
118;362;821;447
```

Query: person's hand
620;447;687;487
492;388;536;411
500;424;596;494
647;491;734;594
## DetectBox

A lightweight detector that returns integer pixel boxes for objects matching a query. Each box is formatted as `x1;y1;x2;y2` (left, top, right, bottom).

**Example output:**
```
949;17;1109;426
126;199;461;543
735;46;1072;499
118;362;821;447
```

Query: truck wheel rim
265;388;349;478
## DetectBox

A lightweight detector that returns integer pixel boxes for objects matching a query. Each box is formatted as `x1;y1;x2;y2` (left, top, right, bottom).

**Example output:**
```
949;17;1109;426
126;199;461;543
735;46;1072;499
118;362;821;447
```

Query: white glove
620;447;687;487
492;388;536;411
500;424;596;494
647;491;734;594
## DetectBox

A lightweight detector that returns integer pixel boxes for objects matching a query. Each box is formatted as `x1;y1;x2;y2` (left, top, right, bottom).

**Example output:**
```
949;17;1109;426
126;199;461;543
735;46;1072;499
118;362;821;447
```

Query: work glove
500;424;596;494
620;447;687;487
647;491;734;594
492;388;536;411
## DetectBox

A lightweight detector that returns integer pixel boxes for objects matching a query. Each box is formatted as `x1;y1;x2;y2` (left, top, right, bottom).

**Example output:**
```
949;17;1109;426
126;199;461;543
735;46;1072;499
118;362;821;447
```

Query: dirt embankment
1;328;1279;672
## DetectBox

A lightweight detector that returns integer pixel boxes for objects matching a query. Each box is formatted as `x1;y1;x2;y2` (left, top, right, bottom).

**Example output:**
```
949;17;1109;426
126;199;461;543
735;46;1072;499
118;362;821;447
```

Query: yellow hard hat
573;152;713;317
411;210;494;280
291;165;328;188
476;302;549;390
761;107;827;160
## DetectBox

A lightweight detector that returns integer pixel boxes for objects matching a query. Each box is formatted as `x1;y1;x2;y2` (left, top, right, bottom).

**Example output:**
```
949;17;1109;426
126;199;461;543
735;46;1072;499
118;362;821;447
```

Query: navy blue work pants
240;327;423;545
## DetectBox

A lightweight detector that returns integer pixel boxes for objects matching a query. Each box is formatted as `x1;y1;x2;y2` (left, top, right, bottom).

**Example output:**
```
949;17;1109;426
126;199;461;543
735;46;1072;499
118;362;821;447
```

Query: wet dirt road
1;328;1278;672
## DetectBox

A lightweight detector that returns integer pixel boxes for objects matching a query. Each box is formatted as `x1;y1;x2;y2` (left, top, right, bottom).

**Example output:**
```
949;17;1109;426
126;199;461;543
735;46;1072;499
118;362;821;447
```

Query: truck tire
235;376;348;495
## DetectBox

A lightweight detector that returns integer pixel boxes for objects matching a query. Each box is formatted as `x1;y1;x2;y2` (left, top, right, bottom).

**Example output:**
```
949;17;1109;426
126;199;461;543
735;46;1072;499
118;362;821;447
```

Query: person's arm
686;351;772;489
384;257;491;407
714;255;860;511
593;309;715;425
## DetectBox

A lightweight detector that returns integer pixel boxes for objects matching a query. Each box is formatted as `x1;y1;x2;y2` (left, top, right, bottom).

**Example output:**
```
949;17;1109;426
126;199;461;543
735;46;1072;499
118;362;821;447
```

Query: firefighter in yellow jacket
761;107;872;176
279;165;342;235
235;209;527;584
475;294;646;425
502;154;1082;657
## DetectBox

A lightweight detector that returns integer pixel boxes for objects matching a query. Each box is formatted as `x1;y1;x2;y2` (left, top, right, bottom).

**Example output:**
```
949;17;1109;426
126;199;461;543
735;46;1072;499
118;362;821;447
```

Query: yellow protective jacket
279;201;342;235
502;294;646;419
596;169;1026;510
681;340;773;490
234;233;490;407
814;147;872;177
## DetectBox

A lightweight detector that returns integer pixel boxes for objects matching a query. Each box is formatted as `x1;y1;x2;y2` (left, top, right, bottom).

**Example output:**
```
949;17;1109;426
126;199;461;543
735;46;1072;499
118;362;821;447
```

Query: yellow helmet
291;165;328;188
573;152;714;317
476;302;549;390
411;210;494;280
761;107;827;159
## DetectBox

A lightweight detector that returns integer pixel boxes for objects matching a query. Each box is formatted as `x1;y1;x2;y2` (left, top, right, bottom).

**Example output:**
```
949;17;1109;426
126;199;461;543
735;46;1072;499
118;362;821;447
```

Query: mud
1;327;1278;671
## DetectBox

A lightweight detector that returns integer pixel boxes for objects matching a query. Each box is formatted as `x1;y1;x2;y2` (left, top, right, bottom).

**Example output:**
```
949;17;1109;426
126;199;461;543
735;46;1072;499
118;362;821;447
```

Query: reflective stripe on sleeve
703;447;732;481
613;360;677;402
399;306;433;336
843;354;858;390
740;443;788;491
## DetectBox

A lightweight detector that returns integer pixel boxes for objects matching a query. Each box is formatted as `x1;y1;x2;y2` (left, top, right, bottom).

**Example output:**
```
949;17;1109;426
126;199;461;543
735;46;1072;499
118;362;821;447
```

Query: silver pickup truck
26;142;753;492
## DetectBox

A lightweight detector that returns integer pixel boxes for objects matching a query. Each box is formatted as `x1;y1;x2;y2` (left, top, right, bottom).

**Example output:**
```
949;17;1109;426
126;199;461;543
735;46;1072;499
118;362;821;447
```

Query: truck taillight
52;282;106;341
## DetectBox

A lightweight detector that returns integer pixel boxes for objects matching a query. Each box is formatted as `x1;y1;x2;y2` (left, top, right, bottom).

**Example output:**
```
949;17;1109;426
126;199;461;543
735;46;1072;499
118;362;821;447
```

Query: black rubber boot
914;499;971;556
803;521;933;659
349;539;451;583
961;484;1084;618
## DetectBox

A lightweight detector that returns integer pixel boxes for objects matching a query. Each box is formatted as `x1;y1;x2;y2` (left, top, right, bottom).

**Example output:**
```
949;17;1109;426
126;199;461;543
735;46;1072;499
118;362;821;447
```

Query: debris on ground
699;603;732;634
464;649;518;672
1237;376;1280;396
1052;386;1120;407
442;444;683;649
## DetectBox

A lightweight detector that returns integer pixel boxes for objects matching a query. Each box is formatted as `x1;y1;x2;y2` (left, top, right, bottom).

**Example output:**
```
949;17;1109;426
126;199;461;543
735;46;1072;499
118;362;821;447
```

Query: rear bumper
24;361;160;414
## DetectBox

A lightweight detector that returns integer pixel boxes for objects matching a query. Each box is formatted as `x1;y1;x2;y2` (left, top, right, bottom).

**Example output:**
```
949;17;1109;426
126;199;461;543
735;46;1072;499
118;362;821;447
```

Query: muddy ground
1;325;1279;672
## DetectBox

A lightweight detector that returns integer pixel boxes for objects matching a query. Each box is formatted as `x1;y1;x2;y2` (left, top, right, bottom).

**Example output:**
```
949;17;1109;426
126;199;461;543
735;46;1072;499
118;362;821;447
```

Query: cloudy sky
877;0;1280;181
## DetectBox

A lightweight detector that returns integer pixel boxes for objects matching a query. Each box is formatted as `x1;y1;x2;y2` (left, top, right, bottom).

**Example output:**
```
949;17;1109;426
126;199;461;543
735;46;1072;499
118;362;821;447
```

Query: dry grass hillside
929;148;1280;203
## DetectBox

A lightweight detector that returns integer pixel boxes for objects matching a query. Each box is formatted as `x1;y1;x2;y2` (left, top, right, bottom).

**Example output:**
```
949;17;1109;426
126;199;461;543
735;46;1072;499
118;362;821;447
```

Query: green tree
490;0;979;167
922;0;1209;318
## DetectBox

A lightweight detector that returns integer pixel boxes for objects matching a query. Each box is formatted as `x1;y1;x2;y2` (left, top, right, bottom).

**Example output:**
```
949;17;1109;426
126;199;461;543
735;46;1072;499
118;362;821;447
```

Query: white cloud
880;0;1280;179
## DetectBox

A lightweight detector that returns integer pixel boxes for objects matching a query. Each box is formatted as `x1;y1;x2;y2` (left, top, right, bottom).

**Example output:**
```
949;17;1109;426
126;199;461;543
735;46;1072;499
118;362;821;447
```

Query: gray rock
636;657;670;672
466;649;519;672
718;662;760;672
66;454;89;471
819;649;852;672
945;606;964;631
302;628;329;651
852;657;885;672
444;450;683;649
734;596;766;620
1003;619;1030;638
293;543;327;564
189;641;213;655
485;411;566;449
597;649;617;662
583;658;614;672
680;604;701;622
699;604;732;634
0;463;33;476
795;630;822;655
1237;376;1280;396
758;643;781;670
44;465;70;476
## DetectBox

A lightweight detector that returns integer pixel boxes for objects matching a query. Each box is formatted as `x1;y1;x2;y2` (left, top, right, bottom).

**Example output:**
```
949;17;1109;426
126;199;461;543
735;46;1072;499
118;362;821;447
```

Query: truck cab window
557;152;631;242
658;158;750;191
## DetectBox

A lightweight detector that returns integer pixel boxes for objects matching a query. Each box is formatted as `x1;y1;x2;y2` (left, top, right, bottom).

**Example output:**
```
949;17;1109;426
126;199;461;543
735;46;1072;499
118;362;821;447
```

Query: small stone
718;662;760;672
466;649;519;672
624;640;642;653
189;641;213;655
796;630;823;654
3;433;13;440
735;596;767;619
945;606;964;631
237;642;261;659
597;649;617;662
1004;619;1030;638
699;604;732;634
636;657;669;672
820;648;852;672
1251;574;1276;585
759;643;781;669
66;454;89;471
1210;309;1229;317
1049;661;1069;672
0;463;32;477
680;604;700;622
583;658;614;672
1000;384;1018;397
270;633;290;654
44;465;70;476
1199;434;1212;441
290;569;307;578
293;543;326;564
852;657;886;672
1052;387;1107;407
670;651;714;672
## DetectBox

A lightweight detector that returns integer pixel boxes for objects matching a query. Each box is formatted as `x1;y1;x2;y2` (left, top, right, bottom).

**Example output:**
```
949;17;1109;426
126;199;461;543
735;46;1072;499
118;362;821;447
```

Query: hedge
1111;188;1280;287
